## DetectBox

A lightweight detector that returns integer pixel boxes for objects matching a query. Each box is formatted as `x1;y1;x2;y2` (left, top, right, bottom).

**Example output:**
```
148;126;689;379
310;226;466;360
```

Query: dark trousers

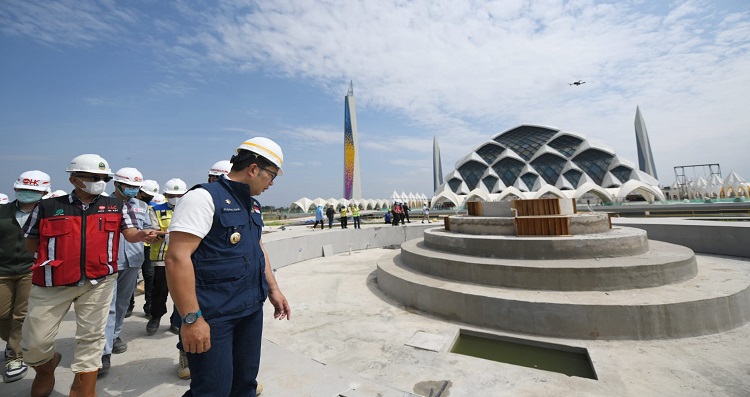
340;217;347;228
181;309;263;397
142;246;154;314
353;216;361;229
313;220;325;230
151;266;169;319
327;216;334;229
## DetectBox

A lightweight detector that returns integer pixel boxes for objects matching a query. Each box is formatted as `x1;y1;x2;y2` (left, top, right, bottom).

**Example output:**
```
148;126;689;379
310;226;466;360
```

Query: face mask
80;180;107;196
121;186;140;198
16;190;44;203
167;197;181;207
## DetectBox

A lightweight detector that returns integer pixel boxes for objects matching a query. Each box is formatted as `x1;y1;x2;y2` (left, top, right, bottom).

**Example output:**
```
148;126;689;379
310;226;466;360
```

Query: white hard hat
163;178;188;195
140;179;159;196
43;190;68;199
14;170;51;192
152;193;166;205
0;193;8;205
235;137;284;176
114;167;144;187
66;154;112;175
209;160;232;176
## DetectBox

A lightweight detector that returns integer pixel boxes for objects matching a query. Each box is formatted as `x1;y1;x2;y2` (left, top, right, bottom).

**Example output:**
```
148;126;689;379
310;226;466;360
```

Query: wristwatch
182;310;202;324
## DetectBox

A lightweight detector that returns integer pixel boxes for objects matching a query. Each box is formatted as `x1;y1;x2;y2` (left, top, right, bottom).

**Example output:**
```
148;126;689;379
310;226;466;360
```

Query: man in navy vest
165;137;290;396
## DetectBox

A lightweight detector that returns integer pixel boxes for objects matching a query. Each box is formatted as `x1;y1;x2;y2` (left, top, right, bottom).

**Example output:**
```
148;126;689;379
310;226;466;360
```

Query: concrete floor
4;224;750;396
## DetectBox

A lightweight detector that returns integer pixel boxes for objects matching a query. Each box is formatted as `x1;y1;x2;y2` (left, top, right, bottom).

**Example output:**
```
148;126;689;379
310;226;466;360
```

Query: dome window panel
494;126;557;161
563;169;583;186
530;153;566;184
548;135;584;158
457;160;486;191
475;143;505;165
492;158;525;187
520;173;539;190
610;165;633;183
482;175;499;191
572;149;614;185
447;178;463;192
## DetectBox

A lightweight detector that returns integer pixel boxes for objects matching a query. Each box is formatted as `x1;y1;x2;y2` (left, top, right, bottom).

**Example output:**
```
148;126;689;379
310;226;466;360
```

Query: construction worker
208;160;231;183
147;178;187;336
22;154;155;396
100;168;156;377
351;204;361;229
166;137;290;396
0;170;50;383
138;179;160;319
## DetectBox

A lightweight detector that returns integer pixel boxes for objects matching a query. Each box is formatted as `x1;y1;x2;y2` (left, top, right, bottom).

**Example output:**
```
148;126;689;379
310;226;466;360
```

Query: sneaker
169;324;180;335
146;317;161;335
112;337;128;354
124;308;133;318
98;354;111;377
3;358;28;383
177;350;190;379
257;383;263;396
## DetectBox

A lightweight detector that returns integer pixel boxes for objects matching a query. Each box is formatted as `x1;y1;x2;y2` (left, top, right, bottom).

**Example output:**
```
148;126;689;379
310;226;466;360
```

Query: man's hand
138;229;158;243
180;318;211;354
268;289;291;320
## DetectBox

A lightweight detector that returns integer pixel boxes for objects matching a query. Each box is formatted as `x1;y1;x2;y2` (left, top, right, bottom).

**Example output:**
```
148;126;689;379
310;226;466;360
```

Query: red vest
32;196;124;286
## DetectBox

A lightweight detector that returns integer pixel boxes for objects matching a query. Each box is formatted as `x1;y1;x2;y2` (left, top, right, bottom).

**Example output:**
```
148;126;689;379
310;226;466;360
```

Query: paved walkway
4;221;750;396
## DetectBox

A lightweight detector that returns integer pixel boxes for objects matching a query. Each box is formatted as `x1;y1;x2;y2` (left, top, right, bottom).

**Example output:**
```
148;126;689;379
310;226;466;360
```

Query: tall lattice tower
634;106;658;180
343;81;362;199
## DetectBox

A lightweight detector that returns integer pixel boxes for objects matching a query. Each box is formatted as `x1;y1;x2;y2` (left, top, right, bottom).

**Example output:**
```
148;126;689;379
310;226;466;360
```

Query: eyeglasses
74;174;112;182
259;167;278;182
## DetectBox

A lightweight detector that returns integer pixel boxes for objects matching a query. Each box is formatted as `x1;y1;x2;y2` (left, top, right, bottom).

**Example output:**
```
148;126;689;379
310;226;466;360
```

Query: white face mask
81;180;107;196
167;197;181;207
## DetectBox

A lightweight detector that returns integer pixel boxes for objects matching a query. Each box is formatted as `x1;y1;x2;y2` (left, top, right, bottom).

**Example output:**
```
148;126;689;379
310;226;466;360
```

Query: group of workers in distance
0;136;289;397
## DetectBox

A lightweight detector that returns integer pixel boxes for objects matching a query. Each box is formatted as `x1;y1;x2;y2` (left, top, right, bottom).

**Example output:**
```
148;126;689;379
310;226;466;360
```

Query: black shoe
169;324;180;335
112;337;127;354
146;317;161;335
98;354;111;377
124;308;133;318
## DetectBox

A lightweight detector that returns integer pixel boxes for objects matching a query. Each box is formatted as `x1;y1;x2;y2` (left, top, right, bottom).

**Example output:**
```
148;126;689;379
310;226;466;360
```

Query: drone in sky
569;80;586;86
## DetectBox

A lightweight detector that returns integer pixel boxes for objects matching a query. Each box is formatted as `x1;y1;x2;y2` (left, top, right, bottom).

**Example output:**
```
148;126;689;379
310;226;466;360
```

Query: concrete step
401;239;698;291
377;251;750;340
423;226;649;260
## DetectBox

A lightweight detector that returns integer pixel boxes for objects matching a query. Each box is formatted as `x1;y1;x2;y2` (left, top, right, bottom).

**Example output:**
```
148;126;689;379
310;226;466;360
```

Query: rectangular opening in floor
450;329;597;380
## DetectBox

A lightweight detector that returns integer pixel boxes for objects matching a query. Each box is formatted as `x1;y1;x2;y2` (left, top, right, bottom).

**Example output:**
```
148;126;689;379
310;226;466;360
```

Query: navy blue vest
190;178;268;323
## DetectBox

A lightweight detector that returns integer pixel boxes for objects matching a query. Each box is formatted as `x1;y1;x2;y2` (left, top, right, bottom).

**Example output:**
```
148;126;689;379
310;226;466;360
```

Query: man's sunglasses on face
74;173;113;182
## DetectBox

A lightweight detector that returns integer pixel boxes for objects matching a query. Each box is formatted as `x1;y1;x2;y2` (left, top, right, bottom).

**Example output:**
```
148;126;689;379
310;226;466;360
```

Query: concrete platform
401;239;698;290
423;226;650;259
4;221;750;396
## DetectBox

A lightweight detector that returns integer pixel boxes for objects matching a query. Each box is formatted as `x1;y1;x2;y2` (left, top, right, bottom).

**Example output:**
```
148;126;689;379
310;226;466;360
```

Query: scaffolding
673;163;721;199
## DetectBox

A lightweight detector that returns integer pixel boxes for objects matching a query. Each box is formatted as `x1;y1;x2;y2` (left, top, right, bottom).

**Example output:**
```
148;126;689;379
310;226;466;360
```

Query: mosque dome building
432;124;665;208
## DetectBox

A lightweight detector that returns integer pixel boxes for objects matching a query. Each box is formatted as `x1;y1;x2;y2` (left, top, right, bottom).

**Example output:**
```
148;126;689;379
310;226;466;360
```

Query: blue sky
1;0;749;207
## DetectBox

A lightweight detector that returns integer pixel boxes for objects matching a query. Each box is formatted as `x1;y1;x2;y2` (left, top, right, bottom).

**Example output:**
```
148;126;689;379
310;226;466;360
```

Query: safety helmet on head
14;170;51;192
0;193;8;205
151;193;166;205
43;190;68;199
208;160;232;176
163;178;187;195
140;179;159;196
114;167;144;187
234;137;284;176
66;154;112;175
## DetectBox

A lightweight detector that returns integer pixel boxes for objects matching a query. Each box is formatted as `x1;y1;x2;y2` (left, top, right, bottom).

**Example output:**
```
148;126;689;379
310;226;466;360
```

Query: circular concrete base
423;226;649;260
401;239;697;291
448;212;611;235
377;252;750;340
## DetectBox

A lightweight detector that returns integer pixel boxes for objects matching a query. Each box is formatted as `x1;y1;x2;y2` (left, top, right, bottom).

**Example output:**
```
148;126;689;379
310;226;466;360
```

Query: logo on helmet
98;162;106;170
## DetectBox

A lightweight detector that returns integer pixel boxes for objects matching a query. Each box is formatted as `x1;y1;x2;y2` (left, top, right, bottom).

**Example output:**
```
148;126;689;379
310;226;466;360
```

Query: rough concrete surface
4;222;749;396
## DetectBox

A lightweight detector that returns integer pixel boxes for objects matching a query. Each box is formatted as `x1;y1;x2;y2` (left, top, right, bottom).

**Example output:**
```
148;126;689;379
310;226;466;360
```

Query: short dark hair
230;150;273;172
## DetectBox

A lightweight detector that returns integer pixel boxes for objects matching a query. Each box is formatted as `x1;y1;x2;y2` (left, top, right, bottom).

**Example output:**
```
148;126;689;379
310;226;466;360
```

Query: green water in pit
451;333;597;379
